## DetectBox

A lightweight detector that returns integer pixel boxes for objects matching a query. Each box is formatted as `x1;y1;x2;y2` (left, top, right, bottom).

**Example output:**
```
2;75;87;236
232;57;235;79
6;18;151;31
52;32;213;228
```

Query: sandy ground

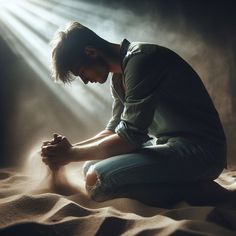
0;153;236;236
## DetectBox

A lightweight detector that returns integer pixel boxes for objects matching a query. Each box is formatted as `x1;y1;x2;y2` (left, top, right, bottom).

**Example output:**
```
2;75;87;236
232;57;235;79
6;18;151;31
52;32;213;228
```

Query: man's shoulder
123;41;170;69
126;42;160;57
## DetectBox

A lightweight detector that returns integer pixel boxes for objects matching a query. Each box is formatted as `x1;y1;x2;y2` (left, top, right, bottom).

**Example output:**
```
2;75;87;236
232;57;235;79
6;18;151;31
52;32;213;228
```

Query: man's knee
82;160;99;179
84;166;112;202
85;167;99;187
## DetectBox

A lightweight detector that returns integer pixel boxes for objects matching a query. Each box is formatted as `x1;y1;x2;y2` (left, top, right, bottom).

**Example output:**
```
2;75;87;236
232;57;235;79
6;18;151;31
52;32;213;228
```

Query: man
41;21;227;206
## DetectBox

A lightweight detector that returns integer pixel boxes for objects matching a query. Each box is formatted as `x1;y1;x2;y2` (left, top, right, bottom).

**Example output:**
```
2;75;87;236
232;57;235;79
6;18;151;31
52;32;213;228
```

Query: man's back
107;39;226;147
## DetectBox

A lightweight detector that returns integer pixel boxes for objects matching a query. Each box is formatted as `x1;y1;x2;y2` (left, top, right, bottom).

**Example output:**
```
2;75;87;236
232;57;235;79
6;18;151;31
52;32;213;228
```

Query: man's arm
71;133;138;161
75;74;124;147
41;133;138;167
73;129;115;147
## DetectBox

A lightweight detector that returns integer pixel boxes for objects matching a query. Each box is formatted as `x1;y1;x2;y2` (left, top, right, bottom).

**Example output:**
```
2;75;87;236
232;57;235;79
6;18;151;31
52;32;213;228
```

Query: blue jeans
82;137;227;202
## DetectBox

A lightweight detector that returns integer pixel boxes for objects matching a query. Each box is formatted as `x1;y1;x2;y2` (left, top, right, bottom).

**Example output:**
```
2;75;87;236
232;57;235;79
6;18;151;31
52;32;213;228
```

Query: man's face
71;49;110;85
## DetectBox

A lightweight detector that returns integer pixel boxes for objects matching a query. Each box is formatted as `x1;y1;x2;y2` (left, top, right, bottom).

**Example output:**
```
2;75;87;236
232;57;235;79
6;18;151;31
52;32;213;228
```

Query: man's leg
82;160;100;180
83;137;227;206
112;181;230;207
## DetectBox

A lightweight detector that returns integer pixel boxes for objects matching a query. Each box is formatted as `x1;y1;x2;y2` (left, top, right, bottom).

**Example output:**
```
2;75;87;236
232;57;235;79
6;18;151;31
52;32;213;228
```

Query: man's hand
41;134;74;170
41;132;138;167
42;133;63;146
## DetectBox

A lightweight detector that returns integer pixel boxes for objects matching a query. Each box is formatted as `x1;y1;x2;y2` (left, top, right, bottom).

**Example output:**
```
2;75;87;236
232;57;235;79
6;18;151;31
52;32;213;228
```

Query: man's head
50;22;116;84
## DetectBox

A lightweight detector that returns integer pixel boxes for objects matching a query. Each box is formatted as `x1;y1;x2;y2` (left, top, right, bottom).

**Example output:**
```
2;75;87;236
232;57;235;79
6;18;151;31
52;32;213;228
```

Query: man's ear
84;46;98;58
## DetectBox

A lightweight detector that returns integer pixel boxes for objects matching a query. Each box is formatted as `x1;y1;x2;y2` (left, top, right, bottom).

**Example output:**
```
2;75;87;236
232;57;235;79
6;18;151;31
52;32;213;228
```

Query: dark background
0;0;235;167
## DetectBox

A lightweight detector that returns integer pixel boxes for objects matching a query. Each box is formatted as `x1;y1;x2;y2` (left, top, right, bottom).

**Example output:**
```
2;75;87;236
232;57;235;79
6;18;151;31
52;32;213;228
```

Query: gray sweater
106;39;226;147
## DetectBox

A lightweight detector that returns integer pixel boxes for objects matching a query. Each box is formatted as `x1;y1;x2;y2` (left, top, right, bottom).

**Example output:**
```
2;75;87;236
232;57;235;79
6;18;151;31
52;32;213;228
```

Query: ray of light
0;0;127;130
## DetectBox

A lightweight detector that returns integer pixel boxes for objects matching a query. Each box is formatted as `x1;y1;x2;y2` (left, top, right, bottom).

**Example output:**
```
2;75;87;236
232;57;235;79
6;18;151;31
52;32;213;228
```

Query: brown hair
50;22;108;84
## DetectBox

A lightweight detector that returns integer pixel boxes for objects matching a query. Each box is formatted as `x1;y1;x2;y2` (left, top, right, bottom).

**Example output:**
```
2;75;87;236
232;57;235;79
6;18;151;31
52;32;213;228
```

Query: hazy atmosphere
1;1;236;235
0;0;235;167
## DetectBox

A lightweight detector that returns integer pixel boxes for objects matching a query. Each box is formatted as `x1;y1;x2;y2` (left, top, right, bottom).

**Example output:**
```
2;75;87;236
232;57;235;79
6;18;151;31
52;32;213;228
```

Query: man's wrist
69;146;80;162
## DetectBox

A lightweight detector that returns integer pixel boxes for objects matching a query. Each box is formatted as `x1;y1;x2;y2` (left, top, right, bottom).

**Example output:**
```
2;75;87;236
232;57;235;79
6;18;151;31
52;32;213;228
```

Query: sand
0;153;236;236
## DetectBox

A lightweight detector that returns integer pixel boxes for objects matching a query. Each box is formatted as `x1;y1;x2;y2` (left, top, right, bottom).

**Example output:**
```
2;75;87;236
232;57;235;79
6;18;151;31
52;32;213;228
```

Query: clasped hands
41;133;75;170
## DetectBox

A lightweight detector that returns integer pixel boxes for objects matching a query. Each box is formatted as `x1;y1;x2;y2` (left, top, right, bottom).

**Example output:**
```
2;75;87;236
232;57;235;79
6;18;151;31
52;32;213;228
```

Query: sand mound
0;153;236;235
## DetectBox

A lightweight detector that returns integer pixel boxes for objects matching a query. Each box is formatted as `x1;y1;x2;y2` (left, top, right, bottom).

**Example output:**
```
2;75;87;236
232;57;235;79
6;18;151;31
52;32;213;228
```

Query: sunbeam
0;2;236;235
0;0;235;167
0;0;119;132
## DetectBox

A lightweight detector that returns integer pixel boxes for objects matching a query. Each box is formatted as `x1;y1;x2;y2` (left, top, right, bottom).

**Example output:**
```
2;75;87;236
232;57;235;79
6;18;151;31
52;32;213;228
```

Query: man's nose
82;79;88;84
81;77;88;84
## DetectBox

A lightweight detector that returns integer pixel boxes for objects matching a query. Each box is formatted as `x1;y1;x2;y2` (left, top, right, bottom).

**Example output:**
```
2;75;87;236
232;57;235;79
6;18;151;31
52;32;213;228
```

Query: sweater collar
119;38;130;71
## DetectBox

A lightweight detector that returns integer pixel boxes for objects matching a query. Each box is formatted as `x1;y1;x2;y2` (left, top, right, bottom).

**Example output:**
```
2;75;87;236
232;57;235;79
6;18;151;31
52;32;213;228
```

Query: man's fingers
41;145;58;156
51;134;63;145
42;156;49;164
42;156;61;171
41;151;55;157
54;135;63;142
42;141;51;146
42;155;58;164
46;145;56;150
53;133;63;140
41;133;62;148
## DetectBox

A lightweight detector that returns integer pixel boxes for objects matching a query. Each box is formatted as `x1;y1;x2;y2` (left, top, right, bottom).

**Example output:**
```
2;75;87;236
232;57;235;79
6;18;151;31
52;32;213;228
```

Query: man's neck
107;43;122;73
